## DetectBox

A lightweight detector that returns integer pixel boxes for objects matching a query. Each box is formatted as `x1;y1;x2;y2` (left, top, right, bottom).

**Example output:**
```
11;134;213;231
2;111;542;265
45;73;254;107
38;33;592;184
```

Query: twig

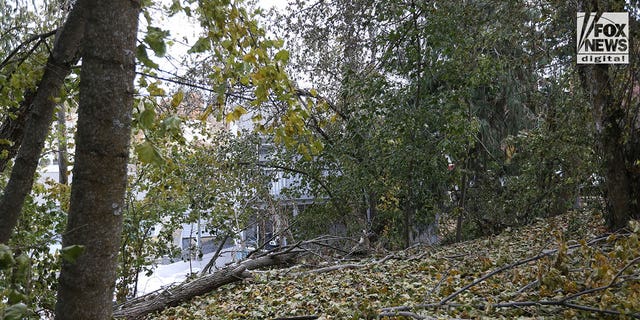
377;311;432;319
200;233;231;275
302;239;351;254
407;251;431;261
515;279;539;294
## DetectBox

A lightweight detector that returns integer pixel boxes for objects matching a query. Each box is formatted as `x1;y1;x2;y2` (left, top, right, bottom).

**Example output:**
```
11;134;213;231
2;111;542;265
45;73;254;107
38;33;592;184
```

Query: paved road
136;248;236;296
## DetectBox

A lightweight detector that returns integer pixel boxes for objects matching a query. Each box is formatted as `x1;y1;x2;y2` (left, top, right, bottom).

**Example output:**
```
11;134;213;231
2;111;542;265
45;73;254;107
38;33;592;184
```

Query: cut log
113;251;300;320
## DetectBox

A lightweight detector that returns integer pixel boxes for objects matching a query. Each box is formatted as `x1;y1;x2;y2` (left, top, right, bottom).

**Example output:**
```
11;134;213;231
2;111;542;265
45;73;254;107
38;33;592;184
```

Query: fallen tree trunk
113;251;300;320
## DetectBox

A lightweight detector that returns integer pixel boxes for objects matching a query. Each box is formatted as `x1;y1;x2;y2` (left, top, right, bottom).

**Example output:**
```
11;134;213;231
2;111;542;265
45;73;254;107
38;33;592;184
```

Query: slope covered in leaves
149;210;640;319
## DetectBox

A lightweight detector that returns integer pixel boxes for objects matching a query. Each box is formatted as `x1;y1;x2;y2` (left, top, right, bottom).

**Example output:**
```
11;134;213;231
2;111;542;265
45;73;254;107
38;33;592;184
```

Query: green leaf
168;0;182;16
310;139;324;154
138;75;148;87
144;26;170;57
12;254;30;280
297;144;311;160
136;141;165;166
139;109;156;129
136;45;159;69
221;39;233;51
7;290;28;305
162;116;182;133
0;244;14;270
188;37;211;53
243;53;257;63
274;49;290;62
142;8;153;24
60;245;85;264
254;85;268;101
3;303;28;320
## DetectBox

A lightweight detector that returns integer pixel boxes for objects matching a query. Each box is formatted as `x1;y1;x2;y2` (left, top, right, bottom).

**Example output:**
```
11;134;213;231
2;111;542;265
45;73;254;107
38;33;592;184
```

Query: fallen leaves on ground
149;210;640;319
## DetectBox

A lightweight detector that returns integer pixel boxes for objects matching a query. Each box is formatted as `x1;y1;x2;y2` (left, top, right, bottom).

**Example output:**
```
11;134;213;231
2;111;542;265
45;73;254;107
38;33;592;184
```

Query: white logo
577;12;629;64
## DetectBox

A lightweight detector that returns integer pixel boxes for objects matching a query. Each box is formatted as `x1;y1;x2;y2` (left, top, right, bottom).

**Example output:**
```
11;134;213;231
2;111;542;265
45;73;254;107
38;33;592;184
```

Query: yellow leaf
200;105;214;121
243;53;256;63
148;81;165;96
225;106;247;123
505;144;515;163
170;90;184;108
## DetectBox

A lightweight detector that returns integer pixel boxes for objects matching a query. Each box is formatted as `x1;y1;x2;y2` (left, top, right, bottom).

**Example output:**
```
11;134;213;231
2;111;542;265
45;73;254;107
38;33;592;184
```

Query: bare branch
377;311;432;319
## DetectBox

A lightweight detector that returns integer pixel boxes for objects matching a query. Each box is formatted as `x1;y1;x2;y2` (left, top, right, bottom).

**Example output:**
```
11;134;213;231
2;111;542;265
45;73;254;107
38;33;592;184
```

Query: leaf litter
150;210;640;319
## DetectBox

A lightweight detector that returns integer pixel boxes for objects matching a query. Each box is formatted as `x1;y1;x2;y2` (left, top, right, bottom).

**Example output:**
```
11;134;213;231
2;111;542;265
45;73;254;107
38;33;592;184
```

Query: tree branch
295;88;348;121
236;160;336;202
0;29;57;70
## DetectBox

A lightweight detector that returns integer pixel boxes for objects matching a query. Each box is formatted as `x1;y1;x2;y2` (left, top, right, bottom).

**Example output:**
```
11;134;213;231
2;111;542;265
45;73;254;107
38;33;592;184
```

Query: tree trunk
579;60;638;231
594;65;633;229
575;0;639;231
455;172;468;242
0;4;85;244
57;102;69;185
54;0;140;319
113;252;299;320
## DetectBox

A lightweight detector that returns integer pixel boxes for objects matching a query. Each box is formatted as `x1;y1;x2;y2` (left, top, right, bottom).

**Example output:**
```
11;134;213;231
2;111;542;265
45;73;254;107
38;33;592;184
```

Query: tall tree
577;0;640;230
0;1;83;243
54;0;140;318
